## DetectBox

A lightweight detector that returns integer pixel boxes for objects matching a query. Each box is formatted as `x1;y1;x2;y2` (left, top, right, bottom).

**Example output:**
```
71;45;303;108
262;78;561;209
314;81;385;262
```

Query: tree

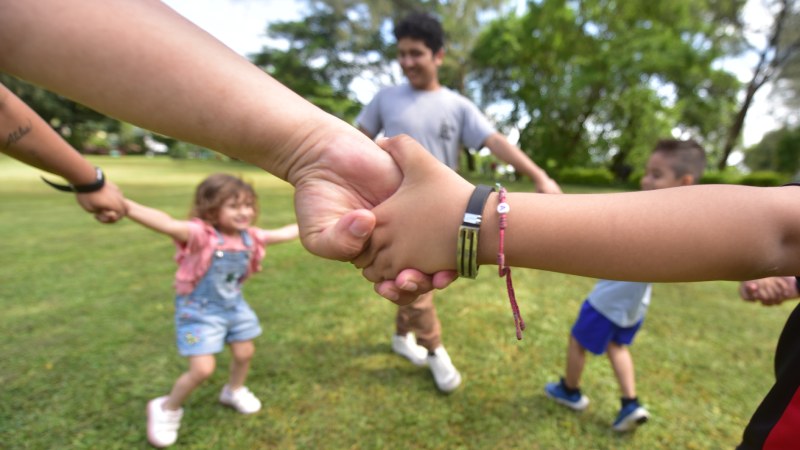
771;5;800;114
0;74;116;151
717;0;800;170
744;124;800;174
470;0;744;178
251;0;514;122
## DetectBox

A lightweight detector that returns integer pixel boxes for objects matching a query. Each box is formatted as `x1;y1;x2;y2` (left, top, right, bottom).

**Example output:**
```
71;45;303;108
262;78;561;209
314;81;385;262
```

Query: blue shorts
571;300;643;355
174;296;262;357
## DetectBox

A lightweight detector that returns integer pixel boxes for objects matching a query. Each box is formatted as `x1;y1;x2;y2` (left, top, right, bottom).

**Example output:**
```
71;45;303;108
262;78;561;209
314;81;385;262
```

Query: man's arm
483;132;562;194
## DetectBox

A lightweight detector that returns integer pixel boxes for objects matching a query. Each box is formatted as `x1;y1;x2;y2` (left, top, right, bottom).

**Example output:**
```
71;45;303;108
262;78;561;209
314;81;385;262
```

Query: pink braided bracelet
496;184;525;340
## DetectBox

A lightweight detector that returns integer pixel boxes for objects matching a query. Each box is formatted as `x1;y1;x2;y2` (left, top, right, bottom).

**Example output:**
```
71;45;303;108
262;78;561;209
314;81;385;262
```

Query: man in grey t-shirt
356;12;561;393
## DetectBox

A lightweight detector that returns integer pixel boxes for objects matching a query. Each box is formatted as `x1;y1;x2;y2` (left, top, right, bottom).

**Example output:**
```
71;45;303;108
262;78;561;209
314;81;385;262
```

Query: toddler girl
124;173;298;448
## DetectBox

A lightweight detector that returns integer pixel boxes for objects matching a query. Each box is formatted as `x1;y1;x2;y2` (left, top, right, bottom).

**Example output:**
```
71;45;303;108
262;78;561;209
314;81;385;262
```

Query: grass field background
0;155;792;449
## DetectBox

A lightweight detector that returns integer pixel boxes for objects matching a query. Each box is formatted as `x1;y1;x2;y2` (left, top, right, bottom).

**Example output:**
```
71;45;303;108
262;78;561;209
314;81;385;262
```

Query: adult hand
287;130;456;303
351;135;475;298
75;181;127;223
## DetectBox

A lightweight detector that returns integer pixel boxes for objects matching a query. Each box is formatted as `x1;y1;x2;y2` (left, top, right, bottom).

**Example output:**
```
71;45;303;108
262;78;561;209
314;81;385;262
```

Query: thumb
310;209;376;261
377;135;440;179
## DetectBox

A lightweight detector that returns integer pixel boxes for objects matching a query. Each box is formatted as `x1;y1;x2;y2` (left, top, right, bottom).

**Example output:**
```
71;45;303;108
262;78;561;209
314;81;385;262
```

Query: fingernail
400;281;418;292
349;218;370;238
378;286;399;302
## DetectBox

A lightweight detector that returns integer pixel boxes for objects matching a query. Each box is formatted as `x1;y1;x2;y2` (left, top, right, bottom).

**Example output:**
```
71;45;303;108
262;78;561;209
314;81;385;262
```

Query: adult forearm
0;0;335;182
0;84;97;184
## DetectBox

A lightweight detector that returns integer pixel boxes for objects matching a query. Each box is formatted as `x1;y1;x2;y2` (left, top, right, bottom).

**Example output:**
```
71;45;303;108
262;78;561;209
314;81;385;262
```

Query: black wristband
457;184;495;278
796;277;800;294
42;167;106;193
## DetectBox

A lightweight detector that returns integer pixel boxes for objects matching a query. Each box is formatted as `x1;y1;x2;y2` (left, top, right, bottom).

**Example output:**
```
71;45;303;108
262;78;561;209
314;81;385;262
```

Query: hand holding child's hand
739;276;799;306
352;135;474;296
289;132;458;304
76;180;127;223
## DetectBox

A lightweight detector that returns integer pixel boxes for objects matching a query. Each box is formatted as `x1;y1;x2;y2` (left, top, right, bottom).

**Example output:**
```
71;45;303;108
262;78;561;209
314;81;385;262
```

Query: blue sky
162;0;782;150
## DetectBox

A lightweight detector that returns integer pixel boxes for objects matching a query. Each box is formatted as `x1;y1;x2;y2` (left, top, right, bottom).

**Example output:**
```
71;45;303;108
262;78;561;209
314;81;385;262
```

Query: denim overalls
175;229;262;356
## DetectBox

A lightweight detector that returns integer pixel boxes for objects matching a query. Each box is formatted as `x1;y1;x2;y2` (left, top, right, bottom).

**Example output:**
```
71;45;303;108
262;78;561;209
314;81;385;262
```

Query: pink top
173;218;267;295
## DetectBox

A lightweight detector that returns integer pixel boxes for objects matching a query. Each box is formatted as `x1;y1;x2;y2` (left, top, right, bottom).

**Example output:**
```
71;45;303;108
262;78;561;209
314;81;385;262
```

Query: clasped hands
292;133;474;305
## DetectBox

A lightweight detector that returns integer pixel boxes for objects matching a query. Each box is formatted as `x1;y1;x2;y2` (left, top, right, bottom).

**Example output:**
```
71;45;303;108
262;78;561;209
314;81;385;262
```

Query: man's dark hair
394;12;445;53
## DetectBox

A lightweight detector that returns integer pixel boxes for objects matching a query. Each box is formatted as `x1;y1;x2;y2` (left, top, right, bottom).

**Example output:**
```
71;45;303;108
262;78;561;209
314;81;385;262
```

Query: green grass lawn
0;155;792;449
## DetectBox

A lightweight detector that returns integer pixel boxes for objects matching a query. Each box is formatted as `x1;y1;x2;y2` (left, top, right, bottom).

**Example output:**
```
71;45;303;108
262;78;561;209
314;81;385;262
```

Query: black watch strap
42;167;106;193
457;184;495;278
462;184;495;227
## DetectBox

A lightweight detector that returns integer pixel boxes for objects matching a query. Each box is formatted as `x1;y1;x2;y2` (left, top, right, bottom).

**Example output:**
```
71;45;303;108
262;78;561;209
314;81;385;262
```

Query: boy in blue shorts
545;138;706;432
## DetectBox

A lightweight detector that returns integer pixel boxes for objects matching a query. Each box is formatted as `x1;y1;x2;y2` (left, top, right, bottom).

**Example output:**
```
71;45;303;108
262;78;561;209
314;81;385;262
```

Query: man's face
396;37;443;90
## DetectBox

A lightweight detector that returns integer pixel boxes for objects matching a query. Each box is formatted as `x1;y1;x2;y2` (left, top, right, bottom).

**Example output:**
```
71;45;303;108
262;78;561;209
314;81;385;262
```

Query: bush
699;171;741;185
740;171;789;187
557;167;614;186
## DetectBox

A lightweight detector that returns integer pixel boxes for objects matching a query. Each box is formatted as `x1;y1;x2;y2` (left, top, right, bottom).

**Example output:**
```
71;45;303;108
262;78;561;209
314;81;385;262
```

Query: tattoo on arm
4;119;33;150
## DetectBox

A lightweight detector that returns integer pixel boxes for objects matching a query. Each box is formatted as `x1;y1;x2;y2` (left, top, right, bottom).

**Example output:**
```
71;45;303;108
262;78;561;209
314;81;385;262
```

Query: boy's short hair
652;138;706;182
394;12;445;54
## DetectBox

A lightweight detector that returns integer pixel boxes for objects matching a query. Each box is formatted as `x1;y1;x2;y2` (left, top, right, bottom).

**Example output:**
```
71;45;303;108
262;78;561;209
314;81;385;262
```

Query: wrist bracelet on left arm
457;184;495;279
41;167;106;193
496;183;525;340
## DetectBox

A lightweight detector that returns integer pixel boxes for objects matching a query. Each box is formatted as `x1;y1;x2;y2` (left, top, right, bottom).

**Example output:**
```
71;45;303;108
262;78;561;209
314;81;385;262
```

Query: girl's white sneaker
146;396;183;448
219;385;262;414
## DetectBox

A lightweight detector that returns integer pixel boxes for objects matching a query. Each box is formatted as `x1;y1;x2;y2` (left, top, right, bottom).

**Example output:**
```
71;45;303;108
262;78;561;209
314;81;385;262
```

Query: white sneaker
427;346;462;393
391;333;428;367
219;385;262;414
146;396;183;448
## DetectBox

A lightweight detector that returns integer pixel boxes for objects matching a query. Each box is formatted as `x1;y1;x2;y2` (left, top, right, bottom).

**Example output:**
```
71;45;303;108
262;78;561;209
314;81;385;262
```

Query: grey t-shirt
587;280;652;328
356;84;496;169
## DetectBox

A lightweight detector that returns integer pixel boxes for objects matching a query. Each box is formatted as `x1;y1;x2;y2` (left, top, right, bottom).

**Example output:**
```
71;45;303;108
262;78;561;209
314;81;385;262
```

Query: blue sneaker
544;380;589;411
612;402;650;432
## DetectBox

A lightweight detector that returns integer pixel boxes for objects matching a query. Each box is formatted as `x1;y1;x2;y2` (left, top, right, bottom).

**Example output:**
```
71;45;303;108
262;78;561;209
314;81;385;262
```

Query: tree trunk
718;80;758;171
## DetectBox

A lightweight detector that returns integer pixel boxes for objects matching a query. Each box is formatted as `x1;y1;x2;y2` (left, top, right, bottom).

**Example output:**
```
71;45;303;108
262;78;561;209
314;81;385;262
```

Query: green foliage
744;124;800;174
251;0;516;122
739;170;790;187
0;156;789;449
250;0;392;121
556;166;615;186
699;170;743;184
470;0;744;177
0;74;117;151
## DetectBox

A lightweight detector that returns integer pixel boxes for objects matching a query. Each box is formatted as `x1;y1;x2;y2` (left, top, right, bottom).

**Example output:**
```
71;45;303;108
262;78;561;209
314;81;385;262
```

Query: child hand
739;276;799;306
352;135;475;285
76;180;127;223
373;269;459;305
289;130;459;303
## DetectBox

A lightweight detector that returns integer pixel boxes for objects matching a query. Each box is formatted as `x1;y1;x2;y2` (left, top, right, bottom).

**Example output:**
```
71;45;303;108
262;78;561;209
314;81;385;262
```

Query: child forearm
124;199;190;242
256;224;300;244
358;136;800;285
477;186;800;282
